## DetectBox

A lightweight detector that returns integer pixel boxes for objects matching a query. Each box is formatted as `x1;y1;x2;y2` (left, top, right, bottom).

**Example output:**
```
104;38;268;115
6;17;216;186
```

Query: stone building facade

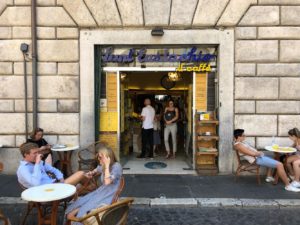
1;0;300;174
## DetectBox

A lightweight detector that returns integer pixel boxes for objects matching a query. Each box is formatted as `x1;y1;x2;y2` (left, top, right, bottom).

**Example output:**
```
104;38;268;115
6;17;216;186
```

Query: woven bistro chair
67;198;133;225
234;148;261;185
78;142;103;172
67;176;125;225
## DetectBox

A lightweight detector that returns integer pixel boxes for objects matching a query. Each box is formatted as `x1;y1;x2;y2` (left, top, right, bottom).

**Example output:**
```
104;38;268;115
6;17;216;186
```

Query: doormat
144;162;167;169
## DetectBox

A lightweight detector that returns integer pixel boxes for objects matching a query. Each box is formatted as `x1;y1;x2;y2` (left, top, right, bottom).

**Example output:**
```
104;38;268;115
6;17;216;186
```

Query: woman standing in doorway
164;99;179;159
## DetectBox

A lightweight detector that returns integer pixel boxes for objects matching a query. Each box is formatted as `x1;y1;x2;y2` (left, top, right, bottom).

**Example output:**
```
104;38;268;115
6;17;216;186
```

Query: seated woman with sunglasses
66;143;122;224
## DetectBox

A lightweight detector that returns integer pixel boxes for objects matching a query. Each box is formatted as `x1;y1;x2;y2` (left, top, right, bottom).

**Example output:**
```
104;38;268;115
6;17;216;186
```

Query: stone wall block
257;137;293;150
0;76;32;98
57;135;79;146
0;27;11;39
143;0;170;26
259;0;300;4
217;0;257;26
58;100;79;113
37;7;75;26
259;27;300;39
15;0;56;5
0;100;14;112
235;78;278;99
193;0;229;26
0;62;12;74
257;64;300;76
38;76;79;98
0;135;15;147
16;135;26;147
38;40;78;62
236;40;278;62
281;6;300;25
85;0;121;26
257;101;300;114
0;1;13;16
170;0;198;26
14;62;56;75
15;99;32;112
38;113;79;134
0;40;31;61
279;115;300;136
0;113;25;134
116;0;144;26
57;28;79;39
235;100;255;113
280;41;300;62
235;63;256;76
239;6;279;26
235;27;256;39
37;99;57;112
13;27;31;39
57;0;97;27
42;135;58;145
235;115;277;136
0;7;31;26
280;78;300;99
58;63;79;75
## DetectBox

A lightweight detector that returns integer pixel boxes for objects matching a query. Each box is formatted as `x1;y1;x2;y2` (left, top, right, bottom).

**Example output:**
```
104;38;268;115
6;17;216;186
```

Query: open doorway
119;71;195;174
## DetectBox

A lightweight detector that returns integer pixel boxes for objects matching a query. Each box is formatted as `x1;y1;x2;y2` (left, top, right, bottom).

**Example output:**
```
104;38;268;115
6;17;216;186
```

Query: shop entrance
118;70;195;174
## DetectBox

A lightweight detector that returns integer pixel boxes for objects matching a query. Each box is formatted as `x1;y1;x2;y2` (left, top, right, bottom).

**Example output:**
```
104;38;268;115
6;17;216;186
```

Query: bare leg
276;163;290;186
293;159;300;182
266;168;273;177
286;155;300;176
64;171;85;186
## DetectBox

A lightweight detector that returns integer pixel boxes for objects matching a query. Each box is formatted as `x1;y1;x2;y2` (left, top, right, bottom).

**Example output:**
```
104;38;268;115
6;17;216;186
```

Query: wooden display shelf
197;136;219;141
197;120;219;125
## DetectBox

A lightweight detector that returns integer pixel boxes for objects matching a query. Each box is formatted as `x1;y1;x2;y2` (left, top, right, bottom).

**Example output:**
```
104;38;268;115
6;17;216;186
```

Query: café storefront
79;29;234;174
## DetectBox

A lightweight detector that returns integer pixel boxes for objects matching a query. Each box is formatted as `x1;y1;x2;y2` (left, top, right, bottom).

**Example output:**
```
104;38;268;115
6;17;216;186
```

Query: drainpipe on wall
31;0;38;129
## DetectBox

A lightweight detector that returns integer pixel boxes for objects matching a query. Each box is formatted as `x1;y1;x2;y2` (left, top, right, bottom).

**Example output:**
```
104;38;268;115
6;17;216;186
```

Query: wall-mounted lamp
151;27;164;36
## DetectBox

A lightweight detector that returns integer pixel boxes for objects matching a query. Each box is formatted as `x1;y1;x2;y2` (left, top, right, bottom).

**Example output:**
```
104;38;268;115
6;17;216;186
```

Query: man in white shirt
138;98;155;158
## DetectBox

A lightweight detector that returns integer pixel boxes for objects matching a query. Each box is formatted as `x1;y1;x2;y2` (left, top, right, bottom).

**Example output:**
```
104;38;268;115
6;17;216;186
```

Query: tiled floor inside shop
123;154;196;175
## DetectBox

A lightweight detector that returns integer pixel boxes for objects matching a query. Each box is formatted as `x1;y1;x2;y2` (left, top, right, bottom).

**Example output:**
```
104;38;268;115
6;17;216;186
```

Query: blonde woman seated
234;129;300;192
66;144;122;225
285;128;300;178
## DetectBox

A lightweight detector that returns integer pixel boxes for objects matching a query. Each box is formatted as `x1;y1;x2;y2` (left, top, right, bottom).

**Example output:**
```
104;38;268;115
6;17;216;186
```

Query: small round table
21;183;76;225
51;145;79;177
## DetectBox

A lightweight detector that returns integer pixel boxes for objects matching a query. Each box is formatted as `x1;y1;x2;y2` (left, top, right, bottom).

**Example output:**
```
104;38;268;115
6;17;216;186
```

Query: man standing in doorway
138;98;155;158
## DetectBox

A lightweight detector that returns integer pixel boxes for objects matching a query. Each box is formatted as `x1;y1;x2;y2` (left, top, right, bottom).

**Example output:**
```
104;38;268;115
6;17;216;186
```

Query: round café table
51;145;79;177
264;145;297;184
21;183;76;225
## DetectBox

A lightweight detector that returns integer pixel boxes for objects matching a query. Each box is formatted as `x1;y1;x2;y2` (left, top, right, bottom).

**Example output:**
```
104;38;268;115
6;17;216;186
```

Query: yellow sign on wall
99;112;118;131
106;73;117;111
195;73;207;112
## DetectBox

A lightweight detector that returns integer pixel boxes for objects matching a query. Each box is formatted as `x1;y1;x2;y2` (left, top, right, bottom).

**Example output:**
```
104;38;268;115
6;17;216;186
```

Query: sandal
165;153;170;159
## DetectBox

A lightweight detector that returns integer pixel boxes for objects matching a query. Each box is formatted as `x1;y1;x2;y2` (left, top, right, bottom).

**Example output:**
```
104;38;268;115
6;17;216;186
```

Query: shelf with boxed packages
195;112;219;174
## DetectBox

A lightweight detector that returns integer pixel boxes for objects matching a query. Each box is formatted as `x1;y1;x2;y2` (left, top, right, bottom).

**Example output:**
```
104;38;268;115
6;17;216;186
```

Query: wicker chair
234;148;261;185
77;142;102;171
67;176;125;225
0;209;9;225
67;198;133;225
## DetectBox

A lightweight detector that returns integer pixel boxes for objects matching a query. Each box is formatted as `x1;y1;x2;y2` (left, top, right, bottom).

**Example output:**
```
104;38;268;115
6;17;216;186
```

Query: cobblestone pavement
127;206;300;225
2;204;300;225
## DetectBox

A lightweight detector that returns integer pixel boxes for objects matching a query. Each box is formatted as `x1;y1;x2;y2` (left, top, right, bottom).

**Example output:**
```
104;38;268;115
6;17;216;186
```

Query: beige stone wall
235;3;300;148
1;0;300;173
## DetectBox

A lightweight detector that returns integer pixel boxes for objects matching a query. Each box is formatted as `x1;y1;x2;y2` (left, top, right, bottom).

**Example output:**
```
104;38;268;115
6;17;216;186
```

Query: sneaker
291;181;300;188
285;184;300;192
265;176;275;183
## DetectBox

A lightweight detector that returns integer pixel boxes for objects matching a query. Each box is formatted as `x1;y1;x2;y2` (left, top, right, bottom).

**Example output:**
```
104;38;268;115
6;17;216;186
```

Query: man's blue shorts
256;156;279;169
